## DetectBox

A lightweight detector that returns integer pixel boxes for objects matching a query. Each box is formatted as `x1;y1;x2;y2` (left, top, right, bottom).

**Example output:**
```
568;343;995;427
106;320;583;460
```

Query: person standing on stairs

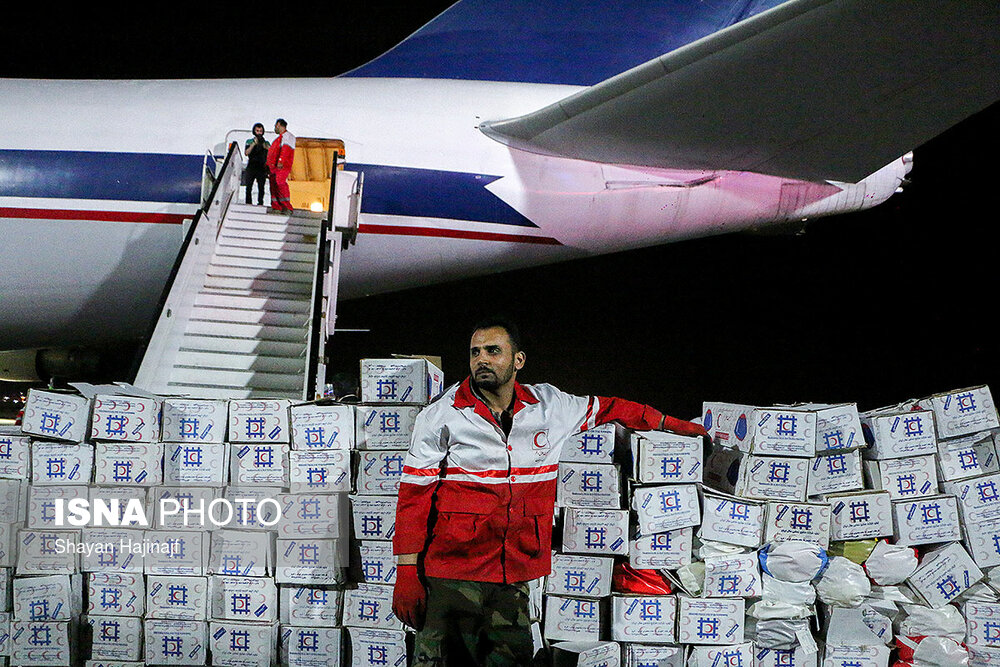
267;118;296;212
244;122;270;205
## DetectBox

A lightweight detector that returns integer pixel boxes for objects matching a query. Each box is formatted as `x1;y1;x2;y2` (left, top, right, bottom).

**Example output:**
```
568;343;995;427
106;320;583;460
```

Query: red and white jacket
393;377;704;584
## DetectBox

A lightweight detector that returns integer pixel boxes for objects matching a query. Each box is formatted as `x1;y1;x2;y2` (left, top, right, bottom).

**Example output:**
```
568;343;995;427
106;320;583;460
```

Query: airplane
1;0;998;383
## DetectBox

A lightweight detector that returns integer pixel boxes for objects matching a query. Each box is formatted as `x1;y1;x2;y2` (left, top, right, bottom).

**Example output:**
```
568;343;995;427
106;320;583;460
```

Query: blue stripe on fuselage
0;150;535;227
0;149;204;204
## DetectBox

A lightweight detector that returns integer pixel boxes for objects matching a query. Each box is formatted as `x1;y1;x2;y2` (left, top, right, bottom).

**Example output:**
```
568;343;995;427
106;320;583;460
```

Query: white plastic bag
864;539;918;585
814;556;871;607
760;541;828;583
910;636;970;666
900;604;967;642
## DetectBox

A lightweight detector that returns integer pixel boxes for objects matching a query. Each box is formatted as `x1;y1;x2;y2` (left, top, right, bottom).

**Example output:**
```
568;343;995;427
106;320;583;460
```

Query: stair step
209;253;314;273
219;228;319;244
190;305;309;328
202;275;313;295
185;320;310;343
223;216;322;233
205;264;313;284
174;350;305;374
217;237;316;254
169;367;305;391
195;292;311;314
179;335;306;357
213;244;316;263
161;385;303;400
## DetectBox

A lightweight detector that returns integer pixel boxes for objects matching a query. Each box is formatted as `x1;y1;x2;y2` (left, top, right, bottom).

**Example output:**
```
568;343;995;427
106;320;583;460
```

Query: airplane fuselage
0;77;908;350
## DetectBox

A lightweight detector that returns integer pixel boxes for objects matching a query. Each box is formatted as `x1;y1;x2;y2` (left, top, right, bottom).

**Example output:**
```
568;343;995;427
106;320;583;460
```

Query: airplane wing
480;0;1000;183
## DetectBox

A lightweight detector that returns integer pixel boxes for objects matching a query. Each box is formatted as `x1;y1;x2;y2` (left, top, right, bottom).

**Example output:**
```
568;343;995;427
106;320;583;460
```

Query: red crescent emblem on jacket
533;431;549;448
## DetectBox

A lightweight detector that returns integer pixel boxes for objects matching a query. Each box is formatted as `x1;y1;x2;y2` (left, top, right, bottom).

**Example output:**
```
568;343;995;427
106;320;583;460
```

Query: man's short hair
275;118;287;128
471;316;523;352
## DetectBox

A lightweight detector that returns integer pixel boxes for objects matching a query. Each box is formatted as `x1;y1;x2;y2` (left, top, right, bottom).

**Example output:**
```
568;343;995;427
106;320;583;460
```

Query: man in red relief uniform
266;118;295;212
392;317;707;665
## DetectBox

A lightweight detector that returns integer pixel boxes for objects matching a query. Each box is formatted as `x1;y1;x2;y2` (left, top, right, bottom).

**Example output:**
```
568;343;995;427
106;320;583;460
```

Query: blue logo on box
231;594;251;615
298;630;320;652
768;462;790;483
651;533;673;551
776;415;797;436
40;412;62;435
957;392;978;413
661;456;683;478
921;503;943;524
231;630;250;651
379;413;401;433
167;585;188;606
299;544;320;564
697;617;719;639
640;600;662;620
100;620;120;642
850;501;870;523
30;626;51;646
904;417;924;437
565;571;586;592
936;575;960;600
376;379;398;400
659;490;681;513
585;527;606;549
978;481;999;503
369;645;389;666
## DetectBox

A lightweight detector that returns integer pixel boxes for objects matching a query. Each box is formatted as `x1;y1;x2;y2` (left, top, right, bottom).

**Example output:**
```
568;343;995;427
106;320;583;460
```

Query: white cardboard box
765;501;832;547
355;451;407;496
965;601;1000;649
355;405;421;451
87;573;143;616
161;398;228;444
907;542;984;607
631;484;700;535
629;527;693;570
937;431;1000;482
27;485;77;529
209;621;277;667
557;463;621;509
163;443;229;487
31;442;93;485
546;554;614;598
210;575;278;623
702;553;762;598
89;487;149;530
827;491;894;541
143;619;207;665
229;443;289;487
359;358;444;405
736;455;810;502
350;496;397;542
543;596;605;642
20;389;90;443
279;586;343;627
146;575;209;620
865;455;938;500
347;627;407;667
93;443;163;486
228;399;291;444
702;401;755;452
913;386;1000;440
750;407;818;457
623;644;684;667
860;408;937;460
87;615;143;661
152;487;221;530
806;451;864;497
631;431;702;484
755;647;817;667
90;395;160;443
552;641;622;667
821;645;889;667
611;595;677;644
560;423;623;464
341;583;403;630
562;509;630;556
10;620;72;666
143;530;209;576
676;596;744;645
892;495;962;546
207;529;271;577
0;430;31;479
353;542;396;585
802;402;865;454
945;472;1000;526
699;490;765;548
689;643;755;667
17;530;80;574
290;403;356;450
278;493;347;540
281;626;342;667
276;539;346;585
289;450;352;494
965;517;1000;569
13;574;80;621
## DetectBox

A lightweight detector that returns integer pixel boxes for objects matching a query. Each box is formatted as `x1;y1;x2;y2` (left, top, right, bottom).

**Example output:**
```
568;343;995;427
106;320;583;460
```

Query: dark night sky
3;2;998;419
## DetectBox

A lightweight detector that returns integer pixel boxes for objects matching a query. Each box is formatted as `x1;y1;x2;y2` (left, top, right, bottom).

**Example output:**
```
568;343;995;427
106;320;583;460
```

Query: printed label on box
88;615;143;661
91;395;160;443
703;402;756;453
360;358;444;405
230;443;289;487
210;575;277;623
94;443;163;487
32;442;94;486
677;596;744;645
765;501;831;548
737;455;809;502
558;462;621;509
290;403;355;450
546;554;614;598
807;450;864;497
146;576;209;620
869;455;939;500
828;491;893;541
629;527;693;570
861;408;937;460
356;451;408;496
81;528;146;573
87;573;143;616
633;431;703;484
966;601;1000;648
631;485;700;535
937;431;1000;482
161;399;227;444
21;389;90;442
908;542;983;607
279;586;343;626
561;423;620;463
562;508;630;556
611;594;677;643
703;553;762;598
343;583;403;630
892;495;962;546
0;431;31;479
355;405;421;450
347;627;407;667
543;596;604;642
751;408;817;457
228;399;291;444
350;496;397;542
916;386;1000;440
699;491;765;548
144;619;207;665
276;539;346;585
289;450;352;494
163;443;228;487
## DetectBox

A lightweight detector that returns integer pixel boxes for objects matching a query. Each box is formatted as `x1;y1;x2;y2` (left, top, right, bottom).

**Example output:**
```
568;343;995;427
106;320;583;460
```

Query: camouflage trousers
411;577;545;667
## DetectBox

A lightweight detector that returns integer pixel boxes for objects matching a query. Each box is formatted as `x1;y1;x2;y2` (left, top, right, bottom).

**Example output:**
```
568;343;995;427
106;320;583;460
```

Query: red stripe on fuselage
359;223;561;245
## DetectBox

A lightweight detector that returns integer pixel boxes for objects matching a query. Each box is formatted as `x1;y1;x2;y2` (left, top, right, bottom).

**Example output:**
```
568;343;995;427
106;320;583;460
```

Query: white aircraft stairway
133;142;361;400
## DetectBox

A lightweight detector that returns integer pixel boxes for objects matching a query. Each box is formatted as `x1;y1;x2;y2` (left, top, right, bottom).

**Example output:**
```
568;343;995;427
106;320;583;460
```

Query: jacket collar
454;376;538;424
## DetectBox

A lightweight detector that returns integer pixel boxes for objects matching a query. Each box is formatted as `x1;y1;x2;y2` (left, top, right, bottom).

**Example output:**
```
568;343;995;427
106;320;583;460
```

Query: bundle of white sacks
0;369;998;667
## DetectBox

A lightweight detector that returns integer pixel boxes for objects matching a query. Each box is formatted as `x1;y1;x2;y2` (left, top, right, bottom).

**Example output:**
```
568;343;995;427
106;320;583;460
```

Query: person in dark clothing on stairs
244;122;270;205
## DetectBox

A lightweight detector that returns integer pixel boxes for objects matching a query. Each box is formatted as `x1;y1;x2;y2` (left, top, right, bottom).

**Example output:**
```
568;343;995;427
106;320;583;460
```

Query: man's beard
472;363;514;391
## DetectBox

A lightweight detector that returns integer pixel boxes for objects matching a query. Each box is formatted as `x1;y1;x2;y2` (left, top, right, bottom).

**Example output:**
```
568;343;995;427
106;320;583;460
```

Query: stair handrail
131;141;242;387
304;152;340;400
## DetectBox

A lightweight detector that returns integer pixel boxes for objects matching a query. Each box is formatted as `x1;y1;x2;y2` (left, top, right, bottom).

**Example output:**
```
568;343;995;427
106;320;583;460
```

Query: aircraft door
288;138;346;212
